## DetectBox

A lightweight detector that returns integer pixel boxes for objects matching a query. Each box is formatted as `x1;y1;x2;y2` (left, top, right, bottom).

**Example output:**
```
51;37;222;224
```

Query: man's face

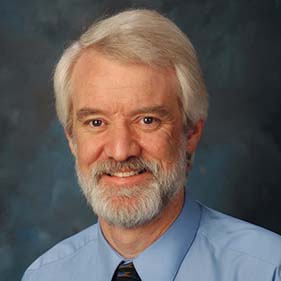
67;49;201;228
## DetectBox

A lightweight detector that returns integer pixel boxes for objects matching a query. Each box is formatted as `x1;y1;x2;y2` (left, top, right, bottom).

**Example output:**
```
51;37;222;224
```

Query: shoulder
22;223;99;279
197;202;281;266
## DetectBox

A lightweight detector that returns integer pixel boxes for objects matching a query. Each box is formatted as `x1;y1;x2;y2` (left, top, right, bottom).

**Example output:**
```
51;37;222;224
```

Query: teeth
110;170;140;177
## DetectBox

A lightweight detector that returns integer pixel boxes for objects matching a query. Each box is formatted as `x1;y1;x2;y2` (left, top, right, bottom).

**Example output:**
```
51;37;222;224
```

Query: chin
90;188;163;229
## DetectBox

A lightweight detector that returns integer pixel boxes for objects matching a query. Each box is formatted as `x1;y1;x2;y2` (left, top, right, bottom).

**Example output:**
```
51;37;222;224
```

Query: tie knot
112;261;142;281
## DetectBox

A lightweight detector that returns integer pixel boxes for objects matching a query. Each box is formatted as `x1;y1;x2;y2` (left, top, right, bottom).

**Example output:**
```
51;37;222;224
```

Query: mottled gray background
0;0;281;280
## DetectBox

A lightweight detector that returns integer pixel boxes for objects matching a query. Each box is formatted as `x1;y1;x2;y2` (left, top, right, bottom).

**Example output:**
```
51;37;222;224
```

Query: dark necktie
112;262;142;281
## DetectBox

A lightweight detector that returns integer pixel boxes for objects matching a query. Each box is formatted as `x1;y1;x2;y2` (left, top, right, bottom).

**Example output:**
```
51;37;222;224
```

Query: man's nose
104;123;141;161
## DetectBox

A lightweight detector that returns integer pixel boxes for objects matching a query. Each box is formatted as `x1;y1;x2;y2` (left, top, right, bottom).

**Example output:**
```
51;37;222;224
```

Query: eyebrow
76;105;170;121
76;108;105;121
130;106;170;118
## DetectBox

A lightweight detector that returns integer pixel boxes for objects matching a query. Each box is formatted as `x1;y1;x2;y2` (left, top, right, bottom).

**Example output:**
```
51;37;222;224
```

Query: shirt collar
97;225;123;281
96;191;201;281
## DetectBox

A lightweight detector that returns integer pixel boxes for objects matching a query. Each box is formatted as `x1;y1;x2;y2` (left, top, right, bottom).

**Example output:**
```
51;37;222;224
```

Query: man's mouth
106;169;147;178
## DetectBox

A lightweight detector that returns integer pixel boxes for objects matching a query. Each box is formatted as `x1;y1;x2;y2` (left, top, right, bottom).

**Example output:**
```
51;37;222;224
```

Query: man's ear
186;119;205;154
65;129;77;157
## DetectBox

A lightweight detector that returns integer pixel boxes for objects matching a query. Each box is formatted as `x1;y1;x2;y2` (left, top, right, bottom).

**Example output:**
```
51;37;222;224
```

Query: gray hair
54;9;208;133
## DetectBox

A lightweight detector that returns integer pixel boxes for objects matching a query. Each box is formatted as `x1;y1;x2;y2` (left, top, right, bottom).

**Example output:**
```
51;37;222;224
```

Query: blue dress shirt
22;195;281;281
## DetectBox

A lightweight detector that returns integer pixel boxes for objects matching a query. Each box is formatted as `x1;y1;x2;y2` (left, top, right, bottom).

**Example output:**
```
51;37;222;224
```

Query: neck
99;188;185;259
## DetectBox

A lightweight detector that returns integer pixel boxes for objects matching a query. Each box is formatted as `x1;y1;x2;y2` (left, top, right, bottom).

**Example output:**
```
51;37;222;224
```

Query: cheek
139;130;182;165
75;135;103;170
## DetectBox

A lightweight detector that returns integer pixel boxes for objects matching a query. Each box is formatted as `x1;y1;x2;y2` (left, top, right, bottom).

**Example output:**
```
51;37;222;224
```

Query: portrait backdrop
0;1;280;280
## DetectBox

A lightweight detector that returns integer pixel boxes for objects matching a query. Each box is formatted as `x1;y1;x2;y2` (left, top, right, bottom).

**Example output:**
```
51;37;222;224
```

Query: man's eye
142;117;155;124
89;119;103;127
139;117;161;129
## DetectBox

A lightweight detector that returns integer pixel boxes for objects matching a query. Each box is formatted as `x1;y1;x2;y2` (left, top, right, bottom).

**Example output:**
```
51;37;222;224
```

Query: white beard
76;141;188;229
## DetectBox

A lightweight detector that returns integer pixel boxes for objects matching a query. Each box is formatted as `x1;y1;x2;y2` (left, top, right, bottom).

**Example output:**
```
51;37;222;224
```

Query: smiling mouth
106;169;147;178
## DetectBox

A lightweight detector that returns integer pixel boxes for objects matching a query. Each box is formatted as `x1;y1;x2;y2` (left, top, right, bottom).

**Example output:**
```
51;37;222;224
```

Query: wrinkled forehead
70;48;182;106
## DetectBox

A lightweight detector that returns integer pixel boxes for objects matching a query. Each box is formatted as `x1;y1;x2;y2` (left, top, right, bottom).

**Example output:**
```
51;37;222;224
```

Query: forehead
71;49;181;111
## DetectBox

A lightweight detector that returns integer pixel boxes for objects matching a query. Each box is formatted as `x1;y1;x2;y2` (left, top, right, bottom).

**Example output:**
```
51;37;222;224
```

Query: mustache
91;157;160;178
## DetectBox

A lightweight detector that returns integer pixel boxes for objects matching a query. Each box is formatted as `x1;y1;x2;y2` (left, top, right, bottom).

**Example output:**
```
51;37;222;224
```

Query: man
22;9;281;281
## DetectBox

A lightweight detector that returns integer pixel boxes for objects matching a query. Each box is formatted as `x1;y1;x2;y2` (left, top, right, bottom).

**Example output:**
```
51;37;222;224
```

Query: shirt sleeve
21;271;28;281
273;266;281;281
21;273;27;281
21;270;35;281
